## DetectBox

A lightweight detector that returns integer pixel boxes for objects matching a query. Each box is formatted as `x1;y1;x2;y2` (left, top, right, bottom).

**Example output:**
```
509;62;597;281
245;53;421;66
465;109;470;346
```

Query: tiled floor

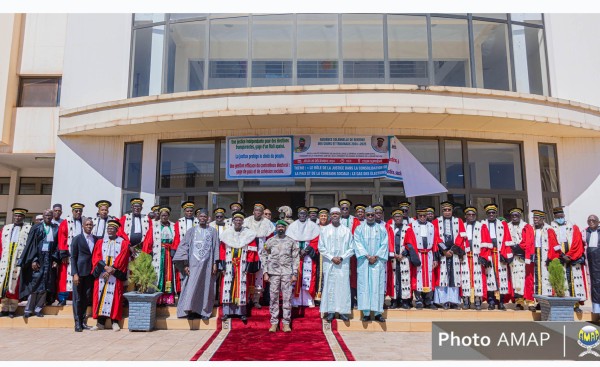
0;328;213;361
338;331;432;360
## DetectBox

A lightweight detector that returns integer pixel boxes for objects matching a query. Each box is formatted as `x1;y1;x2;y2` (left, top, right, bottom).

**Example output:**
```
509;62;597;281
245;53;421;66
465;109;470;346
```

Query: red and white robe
57;217;83;293
507;221;535;302
286;219;321;306
0;223;32;308
385;222;417;300
243;216;275;302
480;220;514;300
92;236;129;321
219;227;259;307
551;221;588;302
531;224;561;297
410;221;442;293
462;221;486;299
142;221;181;304
118;214;151;248
433;216;466;288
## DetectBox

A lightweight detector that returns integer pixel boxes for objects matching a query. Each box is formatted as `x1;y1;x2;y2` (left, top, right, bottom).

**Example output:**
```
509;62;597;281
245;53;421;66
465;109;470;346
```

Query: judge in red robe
91;220;129;331
142;206;181;305
57;203;85;306
219;212;260;321
550;207;588;313
287;207;321;307
386;209;419;309
479;204;514;310
506;208;535;309
410;208;442;309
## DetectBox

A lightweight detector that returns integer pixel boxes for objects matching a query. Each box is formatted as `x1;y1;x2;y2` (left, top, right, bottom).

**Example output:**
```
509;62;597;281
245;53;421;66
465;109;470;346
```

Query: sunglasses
366;213;375;217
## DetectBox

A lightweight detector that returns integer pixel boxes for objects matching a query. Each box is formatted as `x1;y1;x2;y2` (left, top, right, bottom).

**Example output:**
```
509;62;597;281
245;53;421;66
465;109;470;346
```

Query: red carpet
209;306;339;361
332;319;356;361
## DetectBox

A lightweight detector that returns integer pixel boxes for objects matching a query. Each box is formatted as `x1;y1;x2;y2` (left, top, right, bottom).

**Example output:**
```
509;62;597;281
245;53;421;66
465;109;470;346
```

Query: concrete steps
0;305;218;330
334;307;597;332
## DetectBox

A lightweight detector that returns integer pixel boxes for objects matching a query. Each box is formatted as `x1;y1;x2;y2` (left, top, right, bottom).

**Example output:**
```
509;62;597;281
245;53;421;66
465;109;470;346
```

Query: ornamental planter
534;295;580;321
124;291;162;331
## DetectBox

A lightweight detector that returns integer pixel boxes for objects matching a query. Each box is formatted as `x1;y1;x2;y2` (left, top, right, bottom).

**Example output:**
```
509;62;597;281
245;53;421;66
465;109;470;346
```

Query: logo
578;325;600;357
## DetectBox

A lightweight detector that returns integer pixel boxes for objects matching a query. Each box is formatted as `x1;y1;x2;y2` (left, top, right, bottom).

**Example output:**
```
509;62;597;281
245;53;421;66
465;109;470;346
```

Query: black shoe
0;311;8;317
8;312;15;318
81;323;91;330
528;305;537;312
374;314;386;323
361;315;370;322
326;313;335;322
443;303;450;310
429;304;438;310
515;304;524;311
475;302;482;311
449;303;459;310
57;300;67;307
389;301;399;309
240;316;247;322
574;307;583;314
339;314;349;322
23;312;31;319
401;302;410;310
498;303;506;311
535;303;541;310
35;312;44;318
75;324;82;332
415;302;424;310
487;302;495;310
221;315;229;321
462;298;471;310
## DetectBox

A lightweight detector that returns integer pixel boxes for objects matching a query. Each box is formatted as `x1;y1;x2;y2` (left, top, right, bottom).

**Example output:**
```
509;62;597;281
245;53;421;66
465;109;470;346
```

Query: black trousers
72;274;94;326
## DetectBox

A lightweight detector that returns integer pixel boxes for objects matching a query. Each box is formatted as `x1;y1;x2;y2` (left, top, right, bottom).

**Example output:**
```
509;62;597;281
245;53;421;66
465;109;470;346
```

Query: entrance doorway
242;192;306;218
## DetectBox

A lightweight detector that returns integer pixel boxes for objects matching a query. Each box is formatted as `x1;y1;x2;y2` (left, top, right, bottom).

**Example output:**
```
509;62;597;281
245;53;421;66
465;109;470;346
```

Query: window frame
17;77;61;107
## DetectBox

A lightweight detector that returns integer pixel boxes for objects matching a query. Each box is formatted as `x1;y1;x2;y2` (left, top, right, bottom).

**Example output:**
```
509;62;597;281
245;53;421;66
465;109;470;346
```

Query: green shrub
129;252;158;294
548;258;566;297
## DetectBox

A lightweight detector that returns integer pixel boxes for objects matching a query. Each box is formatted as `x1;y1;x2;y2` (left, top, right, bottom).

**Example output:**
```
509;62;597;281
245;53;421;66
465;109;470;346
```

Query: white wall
20;14;68;75
51;136;125;217
13;108;59;153
558;137;600;228
60;14;132;110
545;14;600;107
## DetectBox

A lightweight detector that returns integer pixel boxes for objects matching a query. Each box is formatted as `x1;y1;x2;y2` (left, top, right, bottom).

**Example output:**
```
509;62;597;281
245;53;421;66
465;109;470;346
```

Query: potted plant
123;252;162;331
534;258;580;321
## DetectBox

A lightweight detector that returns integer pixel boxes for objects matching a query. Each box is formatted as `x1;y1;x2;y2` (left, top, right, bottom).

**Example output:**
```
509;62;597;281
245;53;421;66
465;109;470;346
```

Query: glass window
18;78;60;107
511;14;543;25
121;191;142;215
131;25;165;97
219;139;237;188
431;17;471;87
0;178;9;195
0;215;6;227
414;196;440;217
542;197;561;222
159;141;216;190
445;140;464;188
472;196;495;219
208;17;248;89
169;13;207;21
157;195;184;214
500;197;525;219
538;143;559;193
468;141;523;190
134;13;165;26
512;25;548;95
447;193;466;217
123;142;143;190
18;177;53;195
342;14;385;84
251;14;293;87
472;14;507;21
472;21;511;91
400;139;440;181
166;20;207;93
297;14;339;85
388;15;429;85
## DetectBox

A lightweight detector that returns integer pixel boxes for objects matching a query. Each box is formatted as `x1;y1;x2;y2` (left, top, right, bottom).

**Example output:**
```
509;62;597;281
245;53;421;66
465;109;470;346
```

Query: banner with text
226;135;392;180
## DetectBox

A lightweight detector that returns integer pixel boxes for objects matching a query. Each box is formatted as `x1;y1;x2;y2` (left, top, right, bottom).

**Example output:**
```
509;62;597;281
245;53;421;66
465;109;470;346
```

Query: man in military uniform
261;220;299;332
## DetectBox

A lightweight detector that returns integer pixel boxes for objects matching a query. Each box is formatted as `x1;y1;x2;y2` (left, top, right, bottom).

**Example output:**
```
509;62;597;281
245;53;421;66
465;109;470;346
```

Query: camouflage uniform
261;235;299;325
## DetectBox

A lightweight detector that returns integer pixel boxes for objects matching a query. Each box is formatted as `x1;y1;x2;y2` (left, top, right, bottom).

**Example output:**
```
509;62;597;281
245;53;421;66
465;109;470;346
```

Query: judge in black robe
585;215;600;314
18;209;59;317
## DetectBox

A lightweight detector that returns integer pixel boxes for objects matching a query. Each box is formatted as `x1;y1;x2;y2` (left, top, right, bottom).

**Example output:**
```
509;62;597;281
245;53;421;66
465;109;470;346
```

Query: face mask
555;218;566;225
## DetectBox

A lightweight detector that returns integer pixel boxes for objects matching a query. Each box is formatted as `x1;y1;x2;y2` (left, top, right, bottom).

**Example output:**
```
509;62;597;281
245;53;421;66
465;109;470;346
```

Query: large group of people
0;197;598;333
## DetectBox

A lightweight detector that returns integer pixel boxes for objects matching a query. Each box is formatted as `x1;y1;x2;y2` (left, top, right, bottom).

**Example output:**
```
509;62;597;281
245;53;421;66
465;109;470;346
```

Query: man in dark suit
71;217;96;332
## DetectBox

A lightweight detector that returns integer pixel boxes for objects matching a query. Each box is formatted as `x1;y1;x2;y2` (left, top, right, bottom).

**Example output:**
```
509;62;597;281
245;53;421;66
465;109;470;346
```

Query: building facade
1;13;600;226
